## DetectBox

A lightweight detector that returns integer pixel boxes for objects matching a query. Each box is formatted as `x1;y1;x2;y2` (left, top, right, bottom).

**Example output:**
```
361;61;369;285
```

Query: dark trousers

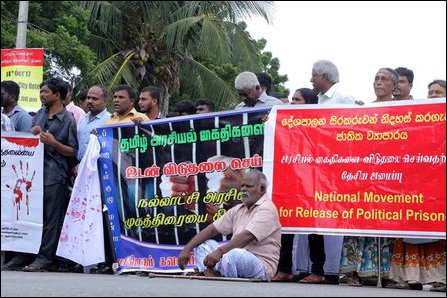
102;206;116;267
277;234;294;274
308;234;325;276
33;183;68;266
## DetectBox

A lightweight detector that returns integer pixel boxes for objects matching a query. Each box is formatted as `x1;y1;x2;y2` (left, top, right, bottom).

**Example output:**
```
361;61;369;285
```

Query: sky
245;1;446;102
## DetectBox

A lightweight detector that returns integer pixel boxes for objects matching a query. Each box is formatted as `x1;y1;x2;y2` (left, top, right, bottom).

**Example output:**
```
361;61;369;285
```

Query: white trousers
194;240;266;280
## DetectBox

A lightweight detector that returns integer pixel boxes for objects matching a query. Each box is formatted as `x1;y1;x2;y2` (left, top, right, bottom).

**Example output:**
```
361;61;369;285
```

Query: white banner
1;132;44;253
56;134;105;266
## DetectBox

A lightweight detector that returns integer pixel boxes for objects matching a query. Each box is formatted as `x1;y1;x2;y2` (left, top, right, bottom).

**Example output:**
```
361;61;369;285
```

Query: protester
195;99;215;114
339;237;394;286
1;80;33;132
174;100;196;116
234;71;283;110
91;85;149;273
4;77;78;272
340;77;398;286
105;85;149;125
372;68;398;102
387;239;446;291
310;60;355;104
272;92;289;104
76;89;89;113
255;72;274;95
64;82;86;127
178;169;281;280
290;88;319;105
272;88;318;283
1;107;14;132
138;86;164;120
296;66;353;284
393;67;414;100
77;85;111;162
427;80;446;98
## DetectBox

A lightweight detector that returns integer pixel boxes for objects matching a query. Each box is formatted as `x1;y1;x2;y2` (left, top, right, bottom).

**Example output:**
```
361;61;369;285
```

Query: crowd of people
1;60;446;292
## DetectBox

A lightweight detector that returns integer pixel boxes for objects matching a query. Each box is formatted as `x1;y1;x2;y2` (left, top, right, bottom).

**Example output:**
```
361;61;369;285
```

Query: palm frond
109;53;135;90
220;1;275;23
197;16;231;62
86;52;136;92
162;16;204;51
181;56;239;110
81;1;124;42
228;23;261;70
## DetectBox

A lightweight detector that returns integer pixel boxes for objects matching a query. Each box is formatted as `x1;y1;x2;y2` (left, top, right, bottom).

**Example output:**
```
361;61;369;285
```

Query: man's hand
131;116;145;126
177;248;191;270
30;126;42;135
203;250;223;269
261;112;270;123
39;130;57;147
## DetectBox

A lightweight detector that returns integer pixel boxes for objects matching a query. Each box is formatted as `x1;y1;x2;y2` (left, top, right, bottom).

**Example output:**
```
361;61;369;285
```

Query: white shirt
318;83;355;104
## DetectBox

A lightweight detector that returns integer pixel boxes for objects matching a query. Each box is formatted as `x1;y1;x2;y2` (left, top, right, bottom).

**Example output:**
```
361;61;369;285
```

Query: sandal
430;283;446;292
272;272;295;282
299;274;325;284
346;275;363;287
339;275;349;284
22;264;48;272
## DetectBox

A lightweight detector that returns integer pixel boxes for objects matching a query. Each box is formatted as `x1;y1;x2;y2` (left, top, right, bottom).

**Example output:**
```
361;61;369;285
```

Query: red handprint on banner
6;161;36;220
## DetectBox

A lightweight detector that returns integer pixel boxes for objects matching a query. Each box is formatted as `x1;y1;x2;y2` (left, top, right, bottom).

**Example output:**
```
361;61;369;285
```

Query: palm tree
80;1;273;113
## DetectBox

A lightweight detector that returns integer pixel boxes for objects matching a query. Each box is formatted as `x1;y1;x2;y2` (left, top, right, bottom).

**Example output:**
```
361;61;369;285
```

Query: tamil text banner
1;132;44;253
1;48;44;112
96;108;268;273
263;99;446;239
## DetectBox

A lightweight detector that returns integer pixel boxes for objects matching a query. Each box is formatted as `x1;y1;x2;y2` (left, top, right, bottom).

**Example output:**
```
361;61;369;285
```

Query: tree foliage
80;1;276;113
1;1;96;85
174;22;289;109
1;1;289;111
257;38;289;95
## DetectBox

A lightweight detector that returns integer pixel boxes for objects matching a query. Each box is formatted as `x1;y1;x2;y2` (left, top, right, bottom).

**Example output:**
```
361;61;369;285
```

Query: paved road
1;271;445;297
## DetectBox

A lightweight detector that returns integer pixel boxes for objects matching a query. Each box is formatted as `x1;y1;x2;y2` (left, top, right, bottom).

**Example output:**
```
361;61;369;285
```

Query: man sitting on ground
177;169;281;281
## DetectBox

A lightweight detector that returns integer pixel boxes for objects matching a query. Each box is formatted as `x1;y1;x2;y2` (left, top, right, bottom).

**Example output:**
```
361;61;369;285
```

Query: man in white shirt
310;60;355;105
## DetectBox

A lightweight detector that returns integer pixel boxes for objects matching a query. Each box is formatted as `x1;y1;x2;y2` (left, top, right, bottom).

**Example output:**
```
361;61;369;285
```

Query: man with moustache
137;86;164;120
105;85;148;125
427;80;446;98
4;77;78;272
393;67;414;100
373;68;398;102
77;85;111;162
177;169;281;281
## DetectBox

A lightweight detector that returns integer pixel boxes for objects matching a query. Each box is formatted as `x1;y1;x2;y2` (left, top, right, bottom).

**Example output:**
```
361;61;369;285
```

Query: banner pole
377;237;382;288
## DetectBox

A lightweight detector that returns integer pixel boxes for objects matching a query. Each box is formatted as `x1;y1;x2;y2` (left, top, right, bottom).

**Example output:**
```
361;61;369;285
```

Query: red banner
263;99;446;238
1;48;44;67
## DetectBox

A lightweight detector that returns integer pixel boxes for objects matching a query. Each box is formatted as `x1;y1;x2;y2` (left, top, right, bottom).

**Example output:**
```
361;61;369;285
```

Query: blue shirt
7;104;33;132
77;109;111;161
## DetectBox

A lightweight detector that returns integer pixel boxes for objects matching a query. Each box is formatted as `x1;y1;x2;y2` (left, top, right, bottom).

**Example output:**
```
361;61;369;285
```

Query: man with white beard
177;169;281;281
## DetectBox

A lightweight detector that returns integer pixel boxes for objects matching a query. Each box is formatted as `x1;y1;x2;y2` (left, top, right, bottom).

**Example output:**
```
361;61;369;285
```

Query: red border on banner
264;100;446;238
1;48;44;67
